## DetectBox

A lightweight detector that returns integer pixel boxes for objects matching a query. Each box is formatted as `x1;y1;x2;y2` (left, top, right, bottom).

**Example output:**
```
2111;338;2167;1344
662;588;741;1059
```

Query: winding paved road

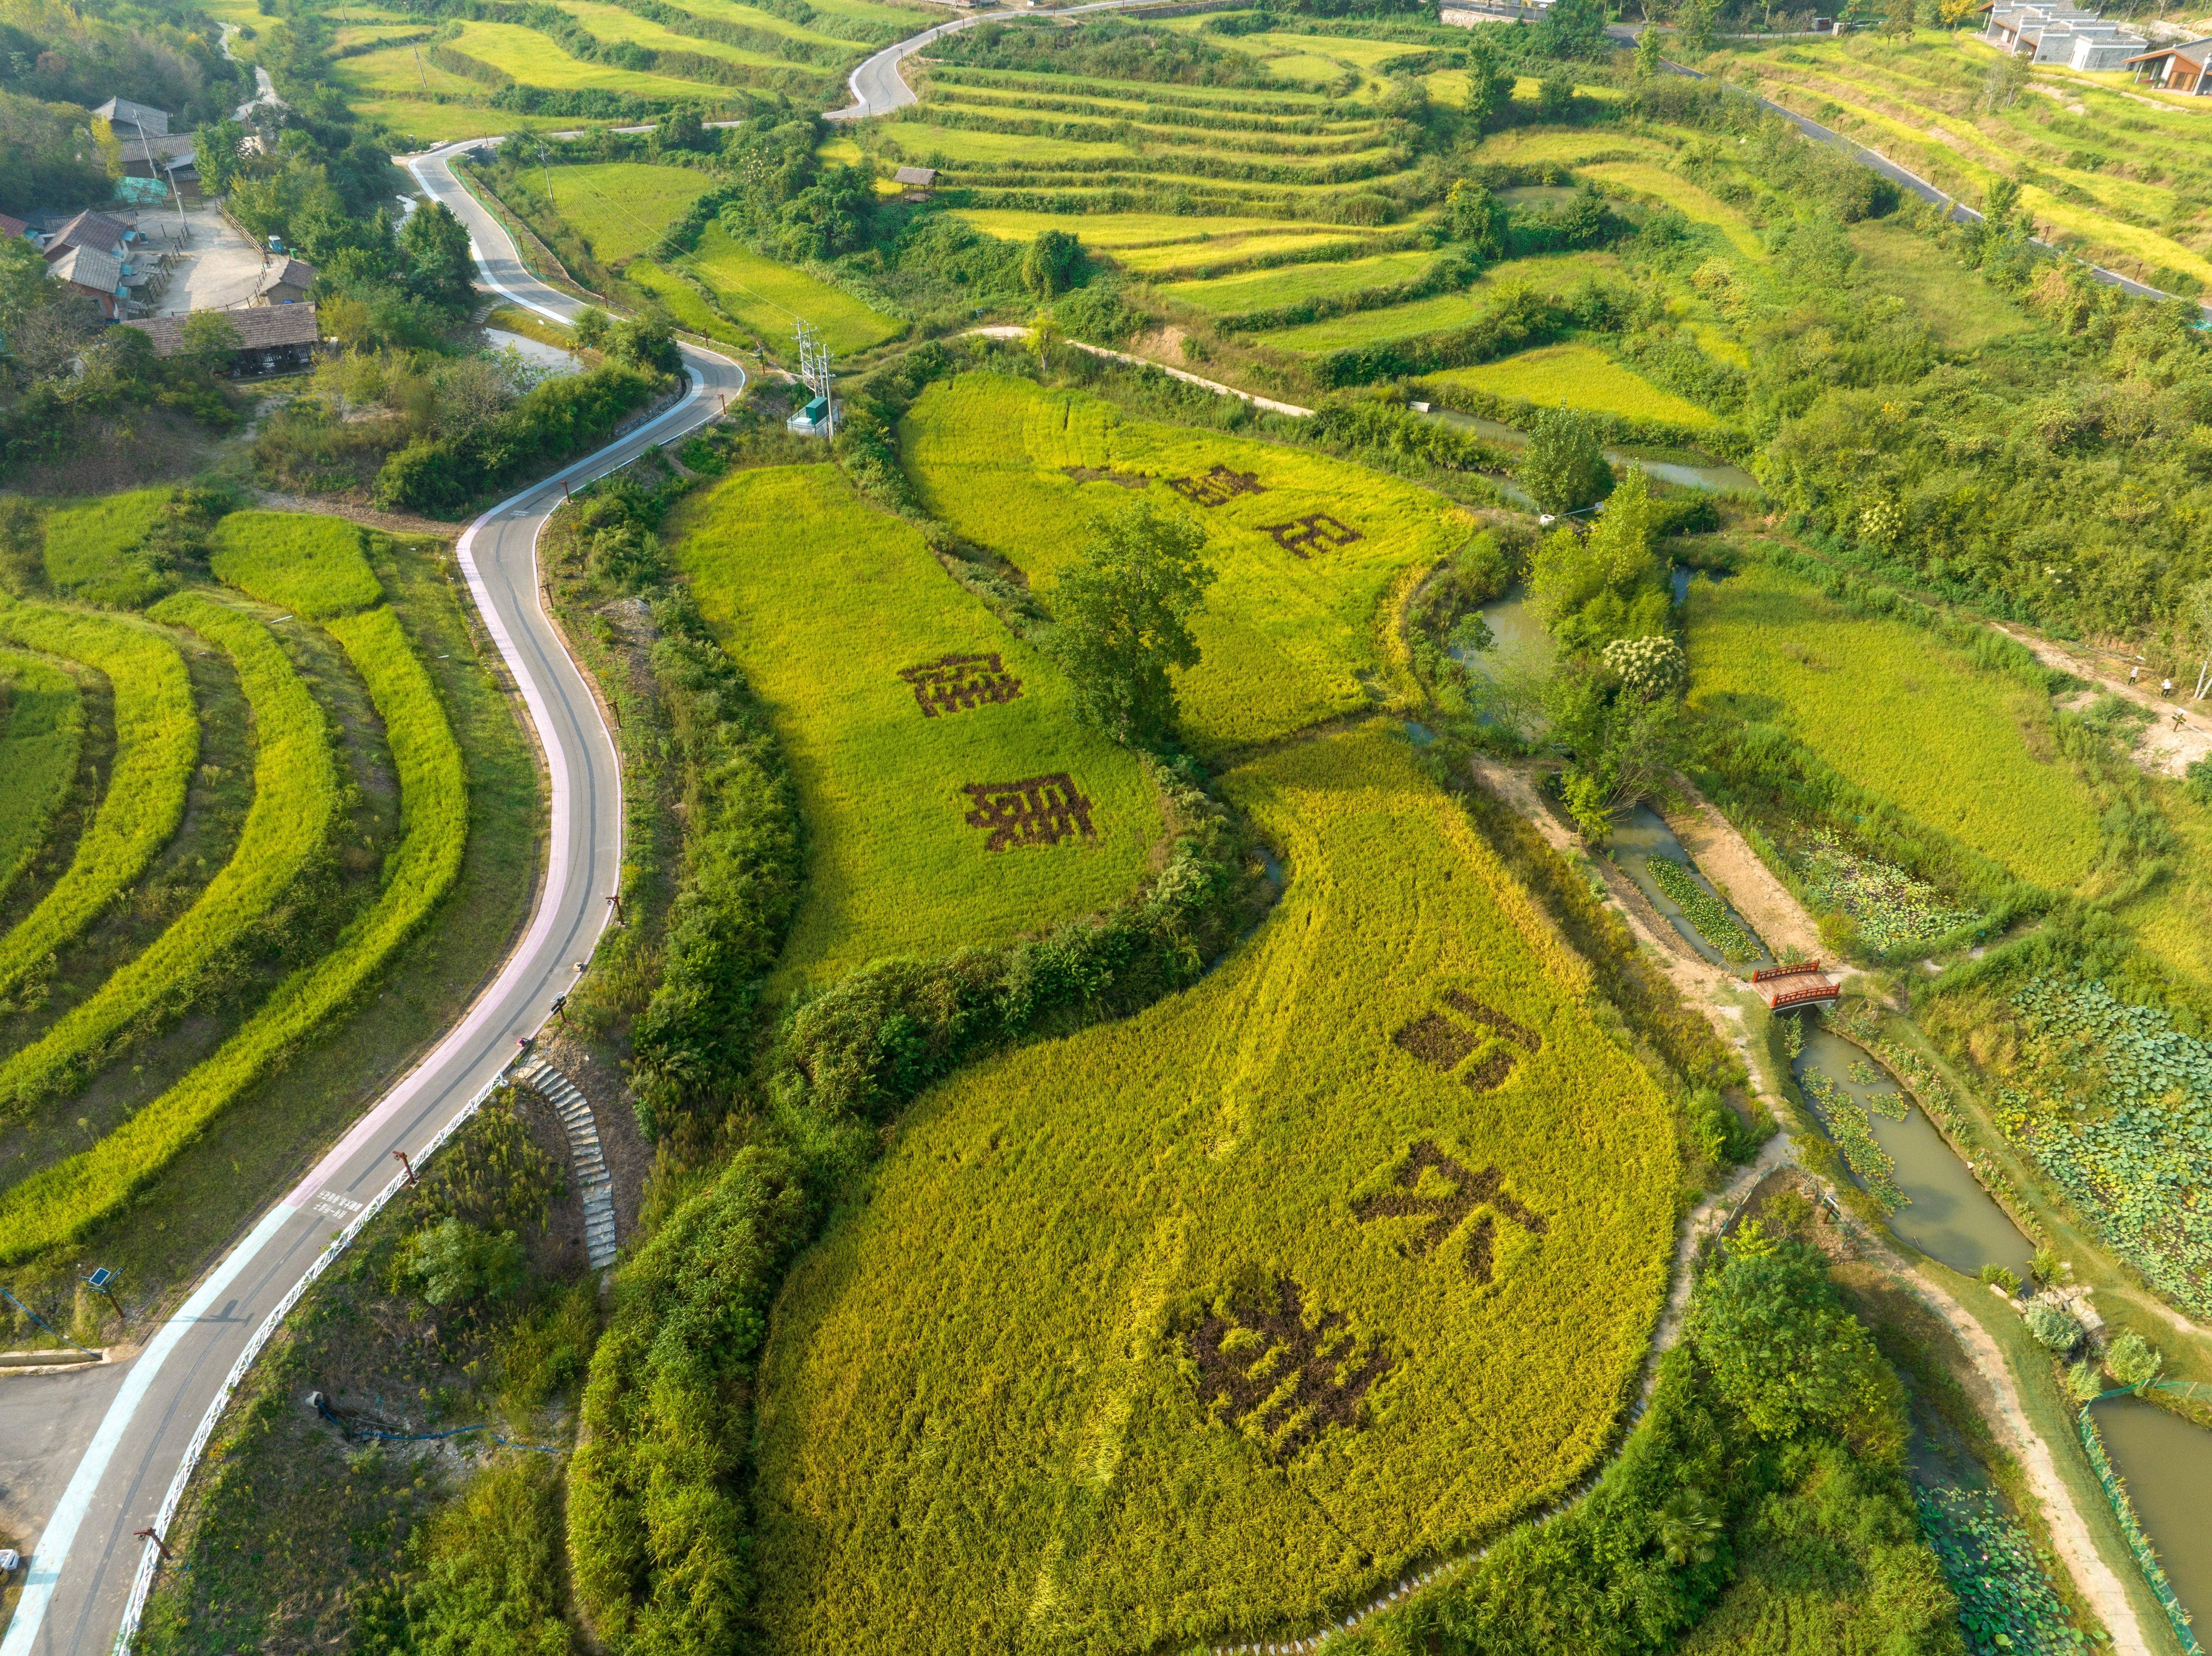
0;142;742;1656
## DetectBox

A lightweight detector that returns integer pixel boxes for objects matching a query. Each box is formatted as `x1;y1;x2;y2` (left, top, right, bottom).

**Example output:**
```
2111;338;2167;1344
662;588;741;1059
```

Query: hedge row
917;82;1363;135
917;142;1412;188
1311;283;1605;389
921;63;1354;117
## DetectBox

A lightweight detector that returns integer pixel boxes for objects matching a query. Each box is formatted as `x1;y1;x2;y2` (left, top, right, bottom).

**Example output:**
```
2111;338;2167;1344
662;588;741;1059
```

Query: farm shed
122;304;329;375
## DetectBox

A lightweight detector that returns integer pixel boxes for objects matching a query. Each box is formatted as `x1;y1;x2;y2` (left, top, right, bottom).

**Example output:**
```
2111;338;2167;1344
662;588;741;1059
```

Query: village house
93;97;197;184
251;256;317;306
121;304;328;376
2123;36;2212;93
1978;1;2147;70
46;246;129;319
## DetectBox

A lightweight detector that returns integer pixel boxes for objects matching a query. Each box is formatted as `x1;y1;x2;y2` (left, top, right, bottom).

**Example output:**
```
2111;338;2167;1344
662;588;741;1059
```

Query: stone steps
514;1057;619;1270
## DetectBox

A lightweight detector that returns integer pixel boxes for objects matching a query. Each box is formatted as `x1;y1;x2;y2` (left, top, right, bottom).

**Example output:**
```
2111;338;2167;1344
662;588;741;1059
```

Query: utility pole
413;42;429;93
134;1528;174;1562
538;141;555;206
392;1149;417;1187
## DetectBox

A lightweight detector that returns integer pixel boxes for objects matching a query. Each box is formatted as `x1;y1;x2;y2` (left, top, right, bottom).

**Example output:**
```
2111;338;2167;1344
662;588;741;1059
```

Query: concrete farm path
1990;622;2212;782
1467;757;2154;1656
0;146;742;1656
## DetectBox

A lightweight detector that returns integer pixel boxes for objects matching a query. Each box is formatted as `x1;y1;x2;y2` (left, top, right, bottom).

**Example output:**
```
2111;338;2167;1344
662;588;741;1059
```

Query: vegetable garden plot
1683;565;2102;893
0;602;468;1260
0;601;196;1000
900;374;1463;753
668;463;1160;987
0;595;338;1121
751;725;1678;1655
0;653;83;912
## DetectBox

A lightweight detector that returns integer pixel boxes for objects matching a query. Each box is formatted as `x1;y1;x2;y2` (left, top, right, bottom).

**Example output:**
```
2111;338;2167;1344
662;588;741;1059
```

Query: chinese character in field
1186;1276;1393;1461
900;652;1023;717
1165;464;1268;508
1354;1140;1548;1285
961;773;1097;851
1258;513;1363;558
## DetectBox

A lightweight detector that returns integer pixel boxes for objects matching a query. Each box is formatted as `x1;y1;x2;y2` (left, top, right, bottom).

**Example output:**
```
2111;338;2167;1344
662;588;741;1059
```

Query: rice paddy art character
1185;1276;1395;1461
1165;464;1268;508
1353;1140;1549;1285
960;773;1097;850
898;651;1023;717
1257;513;1363;559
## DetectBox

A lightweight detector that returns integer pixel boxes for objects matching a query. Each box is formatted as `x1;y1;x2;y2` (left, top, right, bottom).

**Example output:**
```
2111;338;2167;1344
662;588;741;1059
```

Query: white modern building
1979;2;2148;71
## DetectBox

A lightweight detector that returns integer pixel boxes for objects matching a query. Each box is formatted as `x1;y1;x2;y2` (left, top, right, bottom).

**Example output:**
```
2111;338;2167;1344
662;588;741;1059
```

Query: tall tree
1051;499;1216;747
1519;405;1611;516
1459;32;1516;130
400;200;476;309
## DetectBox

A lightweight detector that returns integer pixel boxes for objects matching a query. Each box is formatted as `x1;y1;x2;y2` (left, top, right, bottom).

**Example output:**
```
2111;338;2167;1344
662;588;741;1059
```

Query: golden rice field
1683;561;2102;891
669;462;1163;987
1422;343;1722;428
900;374;1466;754
750;723;1679;1655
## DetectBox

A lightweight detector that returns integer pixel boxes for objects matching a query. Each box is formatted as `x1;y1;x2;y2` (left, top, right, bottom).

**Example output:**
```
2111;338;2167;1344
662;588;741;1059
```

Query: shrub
1686;1241;1902;1449
2022;1299;2083;1352
2104;1330;2162;1388
405;1218;527;1307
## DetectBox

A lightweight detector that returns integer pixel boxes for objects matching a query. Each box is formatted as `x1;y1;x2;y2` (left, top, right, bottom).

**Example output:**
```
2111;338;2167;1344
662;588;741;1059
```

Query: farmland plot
751;723;1678;1654
0;654;83;913
900;374;1463;753
1683;563;2102;891
670;462;1161;986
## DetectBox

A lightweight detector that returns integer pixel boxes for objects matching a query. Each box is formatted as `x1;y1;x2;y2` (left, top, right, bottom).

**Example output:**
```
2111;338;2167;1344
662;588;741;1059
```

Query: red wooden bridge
1763;977;1841;1011
1751;960;1824;984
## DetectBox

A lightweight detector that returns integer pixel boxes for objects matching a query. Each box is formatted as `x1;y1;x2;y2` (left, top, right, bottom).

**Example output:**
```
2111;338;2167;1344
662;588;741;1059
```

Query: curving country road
0;141;743;1656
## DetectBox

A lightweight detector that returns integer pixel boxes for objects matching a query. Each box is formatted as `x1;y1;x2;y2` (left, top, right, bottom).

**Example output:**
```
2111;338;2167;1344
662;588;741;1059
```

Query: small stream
1791;1028;2034;1280
1606;805;1773;972
1423;409;1760;494
2089;1395;2212;1633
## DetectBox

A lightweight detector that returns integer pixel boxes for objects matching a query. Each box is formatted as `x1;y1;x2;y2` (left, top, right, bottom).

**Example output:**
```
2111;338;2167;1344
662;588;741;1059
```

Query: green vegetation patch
669;462;1161;987
676;222;903;354
209;510;384;619
1647;855;1759;963
1846;219;2027;353
1684;565;2101;891
0;653;82;913
751;724;1679;1653
540;162;718;262
900;373;1460;754
1425;344;1725;429
42;489;176;607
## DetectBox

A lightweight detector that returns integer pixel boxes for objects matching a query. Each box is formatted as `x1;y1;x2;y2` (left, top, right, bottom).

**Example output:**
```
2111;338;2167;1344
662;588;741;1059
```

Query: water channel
1791;1027;2034;1281
1606;805;1774;972
2089;1395;2212;1633
1423;408;1761;495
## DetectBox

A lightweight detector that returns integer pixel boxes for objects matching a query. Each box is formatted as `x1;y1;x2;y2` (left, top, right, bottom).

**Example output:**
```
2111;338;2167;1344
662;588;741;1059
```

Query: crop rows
900;374;1457;754
0;601;196;1000
0;597;467;1261
0;652;85;912
750;724;1678;1654
0;596;339;1121
669;461;1160;986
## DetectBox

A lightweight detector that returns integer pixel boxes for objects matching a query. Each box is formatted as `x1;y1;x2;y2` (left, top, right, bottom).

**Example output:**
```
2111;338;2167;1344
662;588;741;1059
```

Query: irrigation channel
2089;1396;2212;1636
1422;408;1761;498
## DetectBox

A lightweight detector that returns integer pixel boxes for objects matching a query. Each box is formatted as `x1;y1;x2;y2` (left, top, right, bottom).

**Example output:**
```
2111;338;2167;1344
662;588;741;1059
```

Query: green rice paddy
1423;343;1722;428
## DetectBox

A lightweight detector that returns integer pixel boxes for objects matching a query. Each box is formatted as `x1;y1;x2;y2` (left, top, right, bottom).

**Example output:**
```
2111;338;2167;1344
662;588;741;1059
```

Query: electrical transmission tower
794;320;835;439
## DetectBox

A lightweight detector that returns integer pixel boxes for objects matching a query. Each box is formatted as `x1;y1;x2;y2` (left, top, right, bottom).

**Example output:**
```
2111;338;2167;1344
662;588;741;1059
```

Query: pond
1606;805;1773;972
1792;1026;2034;1280
1453;586;1554;680
1423;408;1758;494
1671;567;1731;605
2089;1394;2212;1634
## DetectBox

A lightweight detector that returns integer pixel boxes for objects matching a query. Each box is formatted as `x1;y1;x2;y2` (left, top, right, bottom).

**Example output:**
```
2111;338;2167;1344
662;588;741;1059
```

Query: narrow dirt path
1990;622;2212;781
1468;757;2156;1655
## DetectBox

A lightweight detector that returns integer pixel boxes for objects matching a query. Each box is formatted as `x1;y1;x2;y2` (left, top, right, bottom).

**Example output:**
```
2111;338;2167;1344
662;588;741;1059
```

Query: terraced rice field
896;62;1420;220
901;374;1463;754
671;223;903;352
751;722;1678;1654
1255;251;1619;353
669;463;1162;986
1732;32;2212;292
1422;342;1722;428
1160;248;1435;313
0;511;481;1269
